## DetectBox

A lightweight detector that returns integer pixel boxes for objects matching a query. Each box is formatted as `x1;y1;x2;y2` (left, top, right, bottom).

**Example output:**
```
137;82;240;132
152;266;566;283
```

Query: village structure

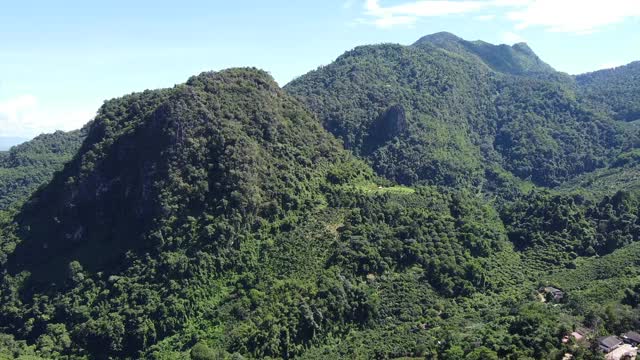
540;286;639;360
562;329;640;360
539;286;565;302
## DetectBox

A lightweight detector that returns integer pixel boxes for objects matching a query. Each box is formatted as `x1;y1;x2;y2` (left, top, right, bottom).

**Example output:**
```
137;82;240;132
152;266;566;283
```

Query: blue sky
1;0;639;139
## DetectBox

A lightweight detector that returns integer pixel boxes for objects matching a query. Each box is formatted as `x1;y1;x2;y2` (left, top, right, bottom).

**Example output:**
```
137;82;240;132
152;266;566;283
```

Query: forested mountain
413;32;556;76
0;128;87;210
576;61;640;122
285;32;638;188
1;68;513;359
1;34;640;360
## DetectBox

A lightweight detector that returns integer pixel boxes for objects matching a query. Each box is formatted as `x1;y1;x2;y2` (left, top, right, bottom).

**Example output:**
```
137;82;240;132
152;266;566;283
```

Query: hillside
577;61;640;122
0;68;522;359
413;32;556;76
1;34;640;360
0;128;87;210
559;150;640;197
285;34;638;188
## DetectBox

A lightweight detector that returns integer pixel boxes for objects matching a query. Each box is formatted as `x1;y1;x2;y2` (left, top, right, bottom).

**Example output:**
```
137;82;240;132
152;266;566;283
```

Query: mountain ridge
411;31;556;76
1;33;640;360
285;33;637;189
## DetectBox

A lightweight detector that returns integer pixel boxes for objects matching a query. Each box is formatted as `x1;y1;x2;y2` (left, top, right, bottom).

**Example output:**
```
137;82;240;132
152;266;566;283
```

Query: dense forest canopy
0;128;87;210
1;33;640;360
285;32;638;188
577;61;640;122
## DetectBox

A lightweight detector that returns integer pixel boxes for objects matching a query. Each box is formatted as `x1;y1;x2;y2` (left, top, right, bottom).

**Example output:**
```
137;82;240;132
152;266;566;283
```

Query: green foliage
623;283;640;308
190;342;221;360
560;161;640;197
501;190;640;266
413;31;557;76
548;241;640;310
328;187;507;296
0;129;87;210
1;33;640;360
285;36;637;188
577;61;640;122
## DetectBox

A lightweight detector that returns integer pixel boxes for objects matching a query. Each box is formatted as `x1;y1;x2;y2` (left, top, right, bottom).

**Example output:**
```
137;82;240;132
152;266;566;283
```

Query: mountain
577;61;640;122
5;67;367;283
413;32;556;76
1;34;640;360
0;68;515;359
0;129;87;210
0;68;365;358
285;35;638;189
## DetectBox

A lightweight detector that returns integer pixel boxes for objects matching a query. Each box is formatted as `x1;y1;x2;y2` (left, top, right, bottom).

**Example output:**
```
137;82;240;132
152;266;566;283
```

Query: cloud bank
0;95;95;137
360;0;640;34
508;0;640;34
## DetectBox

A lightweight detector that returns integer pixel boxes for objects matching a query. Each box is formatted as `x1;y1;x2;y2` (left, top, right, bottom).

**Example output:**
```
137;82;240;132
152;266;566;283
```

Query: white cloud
0;95;38;118
475;14;496;21
361;0;530;28
0;95;95;137
365;0;487;17
373;15;419;27
357;0;640;33
363;0;491;28
490;0;531;6
502;31;525;43
507;0;640;34
343;0;356;9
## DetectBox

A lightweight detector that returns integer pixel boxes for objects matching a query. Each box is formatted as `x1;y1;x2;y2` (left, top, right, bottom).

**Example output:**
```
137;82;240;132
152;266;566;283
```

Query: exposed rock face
365;104;407;152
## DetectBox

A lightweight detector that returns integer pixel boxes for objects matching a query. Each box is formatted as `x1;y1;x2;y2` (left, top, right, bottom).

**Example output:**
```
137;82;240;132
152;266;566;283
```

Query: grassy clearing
350;182;416;195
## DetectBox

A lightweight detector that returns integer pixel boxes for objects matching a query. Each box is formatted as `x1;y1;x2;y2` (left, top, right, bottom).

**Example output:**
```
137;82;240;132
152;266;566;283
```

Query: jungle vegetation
1;33;640;359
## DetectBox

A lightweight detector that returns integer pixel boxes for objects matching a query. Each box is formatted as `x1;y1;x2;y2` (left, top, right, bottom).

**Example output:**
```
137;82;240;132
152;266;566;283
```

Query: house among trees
540;286;565;302
622;331;640;346
563;328;589;344
598;336;624;353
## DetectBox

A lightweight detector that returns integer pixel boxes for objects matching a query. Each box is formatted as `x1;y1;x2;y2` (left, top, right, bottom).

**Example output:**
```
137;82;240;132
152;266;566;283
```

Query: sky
1;0;639;140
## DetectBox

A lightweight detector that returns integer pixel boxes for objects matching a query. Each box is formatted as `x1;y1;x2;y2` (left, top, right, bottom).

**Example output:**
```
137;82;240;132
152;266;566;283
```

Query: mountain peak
412;32;554;75
512;42;534;55
8;67;347;284
414;31;463;46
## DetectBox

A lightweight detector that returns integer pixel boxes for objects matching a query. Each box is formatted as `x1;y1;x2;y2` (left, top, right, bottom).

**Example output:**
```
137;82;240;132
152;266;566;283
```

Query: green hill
285;36;637;188
413;32;557;76
559;151;640;197
0;128;87;210
577;61;640;122
1;34;640;360
0;68;521;359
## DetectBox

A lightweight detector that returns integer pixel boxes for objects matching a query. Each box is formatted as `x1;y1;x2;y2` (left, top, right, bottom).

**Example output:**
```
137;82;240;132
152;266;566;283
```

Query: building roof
622;331;640;343
571;332;584;341
544;286;563;294
599;336;623;349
